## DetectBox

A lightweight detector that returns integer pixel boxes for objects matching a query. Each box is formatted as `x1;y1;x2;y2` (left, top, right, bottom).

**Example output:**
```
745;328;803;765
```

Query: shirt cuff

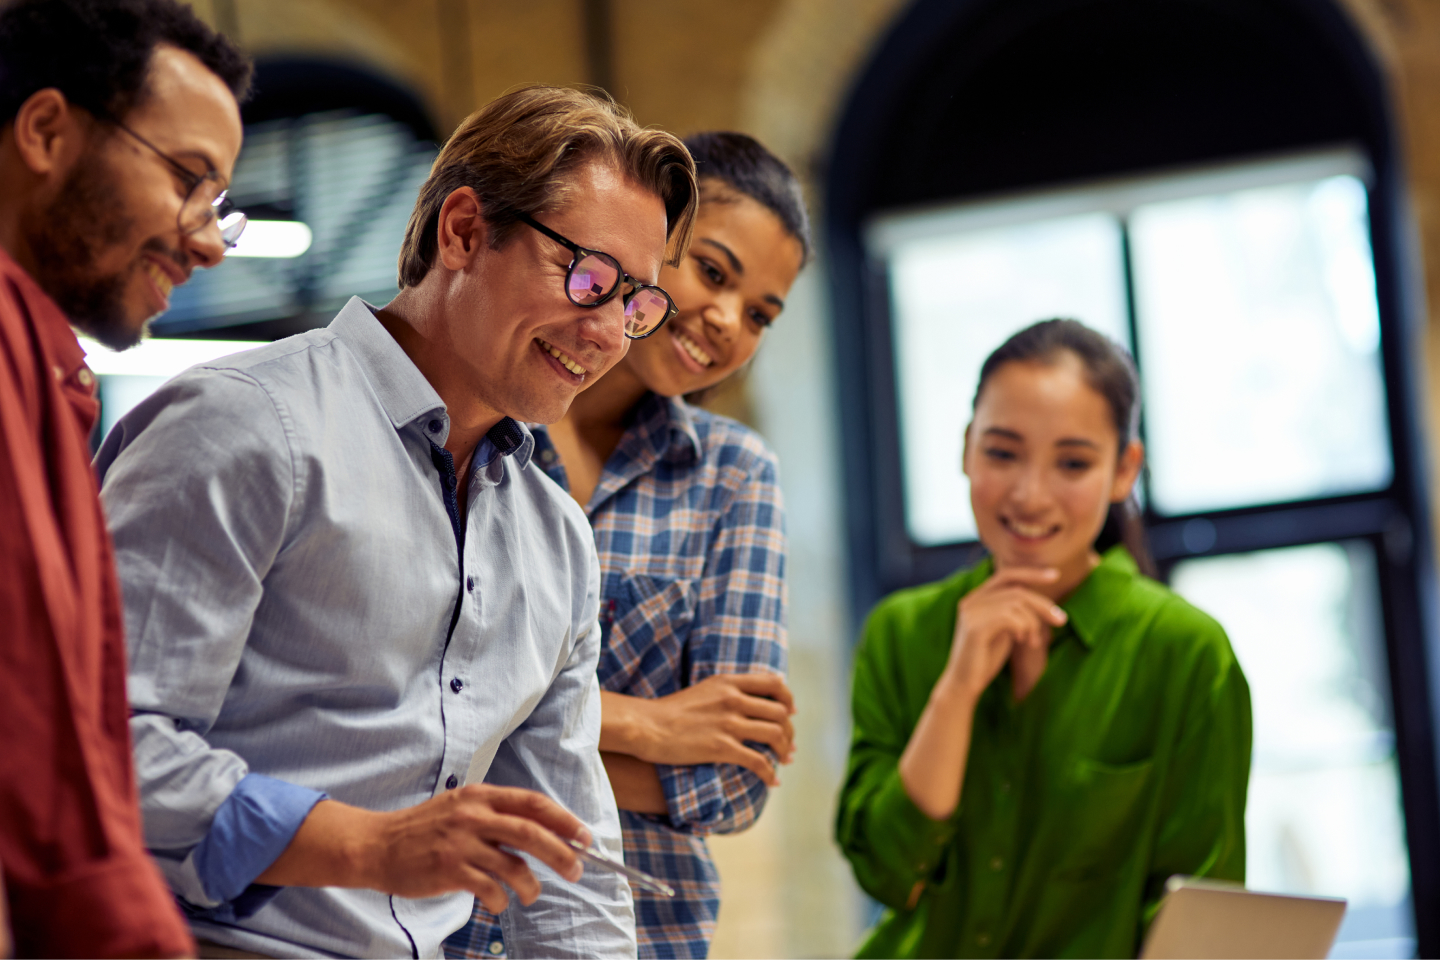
187;773;326;915
867;769;957;879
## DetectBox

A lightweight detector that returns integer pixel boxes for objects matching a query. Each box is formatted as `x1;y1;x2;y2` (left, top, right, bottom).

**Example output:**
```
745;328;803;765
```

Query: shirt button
976;932;991;947
450;677;464;693
51;365;63;381
487;941;504;956
428;419;443;433
1000;780;1012;794
77;368;95;387
990;856;1004;872
445;774;458;789
466;576;475;593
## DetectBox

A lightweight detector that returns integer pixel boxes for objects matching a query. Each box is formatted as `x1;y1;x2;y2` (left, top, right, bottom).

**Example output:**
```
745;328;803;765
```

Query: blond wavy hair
397;85;697;288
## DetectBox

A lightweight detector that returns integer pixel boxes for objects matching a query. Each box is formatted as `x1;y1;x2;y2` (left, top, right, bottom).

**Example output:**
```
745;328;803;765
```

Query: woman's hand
600;674;796;786
898;567;1066;821
942;567;1068;701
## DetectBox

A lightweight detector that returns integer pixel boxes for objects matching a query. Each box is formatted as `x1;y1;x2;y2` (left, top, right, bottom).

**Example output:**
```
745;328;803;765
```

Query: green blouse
835;547;1252;959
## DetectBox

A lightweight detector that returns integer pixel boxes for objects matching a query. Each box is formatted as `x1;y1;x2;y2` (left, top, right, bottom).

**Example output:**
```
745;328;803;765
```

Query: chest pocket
599;572;698;697
1048;755;1155;879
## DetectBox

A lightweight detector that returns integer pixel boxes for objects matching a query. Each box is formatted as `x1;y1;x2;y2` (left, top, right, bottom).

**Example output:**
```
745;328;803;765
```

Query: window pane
1130;176;1393;515
1170;542;1414;959
884;213;1130;545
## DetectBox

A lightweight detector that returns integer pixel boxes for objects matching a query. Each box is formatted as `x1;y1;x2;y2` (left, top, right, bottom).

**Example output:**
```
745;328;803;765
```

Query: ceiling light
227;220;314;258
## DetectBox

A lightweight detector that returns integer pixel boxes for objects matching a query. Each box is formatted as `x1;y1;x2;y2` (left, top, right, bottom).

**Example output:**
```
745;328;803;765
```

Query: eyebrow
981;427;1100;450
699;237;786;310
699;238;743;274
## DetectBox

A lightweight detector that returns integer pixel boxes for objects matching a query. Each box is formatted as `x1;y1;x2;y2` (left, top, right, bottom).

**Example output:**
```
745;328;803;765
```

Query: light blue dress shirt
95;298;636;959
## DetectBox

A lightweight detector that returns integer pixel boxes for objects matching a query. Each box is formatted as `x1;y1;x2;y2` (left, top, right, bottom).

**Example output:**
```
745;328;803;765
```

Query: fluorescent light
227;219;313;258
80;337;261;378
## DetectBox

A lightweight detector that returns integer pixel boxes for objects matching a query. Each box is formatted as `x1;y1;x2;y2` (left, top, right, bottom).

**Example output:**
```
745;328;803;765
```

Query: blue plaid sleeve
656;449;787;835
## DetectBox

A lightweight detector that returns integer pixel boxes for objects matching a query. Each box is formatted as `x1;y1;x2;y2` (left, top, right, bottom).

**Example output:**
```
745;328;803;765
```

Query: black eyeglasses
112;121;247;249
517;212;677;340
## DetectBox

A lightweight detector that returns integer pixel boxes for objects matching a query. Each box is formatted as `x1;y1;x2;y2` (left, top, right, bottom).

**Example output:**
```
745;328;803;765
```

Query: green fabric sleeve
836;600;957;910
1139;601;1254;945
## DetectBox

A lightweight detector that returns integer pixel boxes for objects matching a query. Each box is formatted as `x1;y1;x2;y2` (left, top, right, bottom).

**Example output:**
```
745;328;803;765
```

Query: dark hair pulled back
974;318;1156;577
682;131;812;264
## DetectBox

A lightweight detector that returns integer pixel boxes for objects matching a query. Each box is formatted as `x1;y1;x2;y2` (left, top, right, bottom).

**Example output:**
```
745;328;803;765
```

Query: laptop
1141;876;1347;959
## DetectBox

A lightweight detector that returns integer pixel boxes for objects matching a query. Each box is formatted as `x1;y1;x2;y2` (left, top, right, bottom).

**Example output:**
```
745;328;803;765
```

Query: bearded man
0;0;251;955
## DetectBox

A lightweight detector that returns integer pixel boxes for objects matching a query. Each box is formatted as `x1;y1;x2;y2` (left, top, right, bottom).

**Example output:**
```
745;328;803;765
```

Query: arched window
827;1;1437;953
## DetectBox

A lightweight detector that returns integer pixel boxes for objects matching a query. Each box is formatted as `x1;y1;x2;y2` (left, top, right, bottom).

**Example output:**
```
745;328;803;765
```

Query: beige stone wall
186;1;1440;956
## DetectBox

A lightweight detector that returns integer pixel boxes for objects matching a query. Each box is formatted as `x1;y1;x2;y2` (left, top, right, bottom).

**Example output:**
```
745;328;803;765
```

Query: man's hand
256;785;589;914
600;673;796;785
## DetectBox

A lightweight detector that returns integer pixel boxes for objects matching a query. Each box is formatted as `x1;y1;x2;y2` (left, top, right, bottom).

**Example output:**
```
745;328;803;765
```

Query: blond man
96;86;696;958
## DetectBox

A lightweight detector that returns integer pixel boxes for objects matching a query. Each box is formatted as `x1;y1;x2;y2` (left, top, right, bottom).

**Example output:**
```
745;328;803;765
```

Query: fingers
721;741;781;785
465;844;541;906
732;717;795;759
726;672;796;713
481;785;589;846
459;787;584;882
986;566;1061;589
464;865;513;914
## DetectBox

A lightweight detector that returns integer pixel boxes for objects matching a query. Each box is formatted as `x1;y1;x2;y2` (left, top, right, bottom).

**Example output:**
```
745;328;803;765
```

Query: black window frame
824;0;1440;952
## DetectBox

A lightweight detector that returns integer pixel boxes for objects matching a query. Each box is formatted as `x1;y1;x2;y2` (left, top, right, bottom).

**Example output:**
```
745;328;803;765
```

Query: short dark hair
0;0;252;127
683;131;812;264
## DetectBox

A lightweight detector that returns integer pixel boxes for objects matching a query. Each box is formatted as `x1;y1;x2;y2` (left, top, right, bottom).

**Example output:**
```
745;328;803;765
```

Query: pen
566;837;676;898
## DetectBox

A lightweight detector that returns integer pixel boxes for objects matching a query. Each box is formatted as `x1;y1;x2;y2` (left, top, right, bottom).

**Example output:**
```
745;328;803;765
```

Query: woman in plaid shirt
446;132;810;959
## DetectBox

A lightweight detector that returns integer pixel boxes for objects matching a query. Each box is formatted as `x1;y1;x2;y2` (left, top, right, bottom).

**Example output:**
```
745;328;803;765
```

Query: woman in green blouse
836;319;1252;959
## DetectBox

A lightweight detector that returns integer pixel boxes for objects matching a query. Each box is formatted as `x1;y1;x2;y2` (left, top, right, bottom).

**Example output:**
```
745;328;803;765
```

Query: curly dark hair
0;0;252;126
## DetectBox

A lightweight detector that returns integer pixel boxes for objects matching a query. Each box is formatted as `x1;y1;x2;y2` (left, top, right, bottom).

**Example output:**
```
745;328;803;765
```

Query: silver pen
566;837;676;897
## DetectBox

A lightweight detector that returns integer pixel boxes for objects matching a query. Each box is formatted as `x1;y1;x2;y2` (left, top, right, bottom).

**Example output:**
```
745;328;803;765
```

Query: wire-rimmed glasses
516;212;678;340
112;121;247;249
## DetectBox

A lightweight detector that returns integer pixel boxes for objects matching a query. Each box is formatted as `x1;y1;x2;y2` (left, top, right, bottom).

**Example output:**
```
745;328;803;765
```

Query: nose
1008;460;1051;511
577;296;629;360
700;290;743;343
184;217;228;271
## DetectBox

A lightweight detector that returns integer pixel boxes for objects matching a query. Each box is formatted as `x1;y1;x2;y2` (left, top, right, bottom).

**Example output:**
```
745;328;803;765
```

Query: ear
12;88;84;178
435;186;489;271
1111;439;1144;503
961;422;975;479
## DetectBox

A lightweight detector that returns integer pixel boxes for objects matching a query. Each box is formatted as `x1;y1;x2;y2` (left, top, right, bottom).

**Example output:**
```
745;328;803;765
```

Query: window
864;148;1417;956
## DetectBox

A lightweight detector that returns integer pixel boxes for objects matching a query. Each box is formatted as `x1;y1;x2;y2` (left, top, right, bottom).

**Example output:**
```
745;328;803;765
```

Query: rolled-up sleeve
96;368;320;912
656;452;788;836
483;549;637;959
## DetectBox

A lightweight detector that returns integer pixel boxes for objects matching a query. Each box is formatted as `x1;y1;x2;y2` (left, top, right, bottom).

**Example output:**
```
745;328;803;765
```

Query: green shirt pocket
1049;756;1155;881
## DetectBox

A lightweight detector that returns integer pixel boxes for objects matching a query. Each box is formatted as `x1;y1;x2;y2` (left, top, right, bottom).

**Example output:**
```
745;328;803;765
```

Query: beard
23;148;149;350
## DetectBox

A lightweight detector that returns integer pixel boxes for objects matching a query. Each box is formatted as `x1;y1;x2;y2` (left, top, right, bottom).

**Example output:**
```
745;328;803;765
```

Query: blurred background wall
94;0;1440;956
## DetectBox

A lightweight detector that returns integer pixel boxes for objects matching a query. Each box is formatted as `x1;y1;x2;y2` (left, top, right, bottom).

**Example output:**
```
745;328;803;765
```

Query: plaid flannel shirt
445;392;788;960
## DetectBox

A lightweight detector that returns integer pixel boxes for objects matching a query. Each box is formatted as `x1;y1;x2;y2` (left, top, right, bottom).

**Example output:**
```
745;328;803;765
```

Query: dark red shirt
0;248;193;958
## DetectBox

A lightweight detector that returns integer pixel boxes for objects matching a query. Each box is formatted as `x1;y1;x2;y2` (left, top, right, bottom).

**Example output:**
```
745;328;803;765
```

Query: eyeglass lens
624;287;672;338
568;252;622;305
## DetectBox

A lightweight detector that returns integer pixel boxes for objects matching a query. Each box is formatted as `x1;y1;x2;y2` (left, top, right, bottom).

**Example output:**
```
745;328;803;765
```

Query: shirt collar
0;246;90;386
328;297;445;432
632;392;702;463
1060;545;1141;650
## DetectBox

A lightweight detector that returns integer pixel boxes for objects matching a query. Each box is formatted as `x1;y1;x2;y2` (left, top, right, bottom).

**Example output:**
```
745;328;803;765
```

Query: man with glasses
96;84;696;958
0;0;249;955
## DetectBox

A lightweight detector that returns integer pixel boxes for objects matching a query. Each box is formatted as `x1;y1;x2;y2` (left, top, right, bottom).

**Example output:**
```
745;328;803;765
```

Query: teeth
144;261;173;297
673;328;713;367
537;339;587;376
1008;520;1053;538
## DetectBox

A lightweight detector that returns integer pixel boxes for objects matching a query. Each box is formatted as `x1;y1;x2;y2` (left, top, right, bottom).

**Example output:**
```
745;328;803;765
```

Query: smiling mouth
536;338;587;376
672;327;714;367
1002;516;1061;540
143;260;174;299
